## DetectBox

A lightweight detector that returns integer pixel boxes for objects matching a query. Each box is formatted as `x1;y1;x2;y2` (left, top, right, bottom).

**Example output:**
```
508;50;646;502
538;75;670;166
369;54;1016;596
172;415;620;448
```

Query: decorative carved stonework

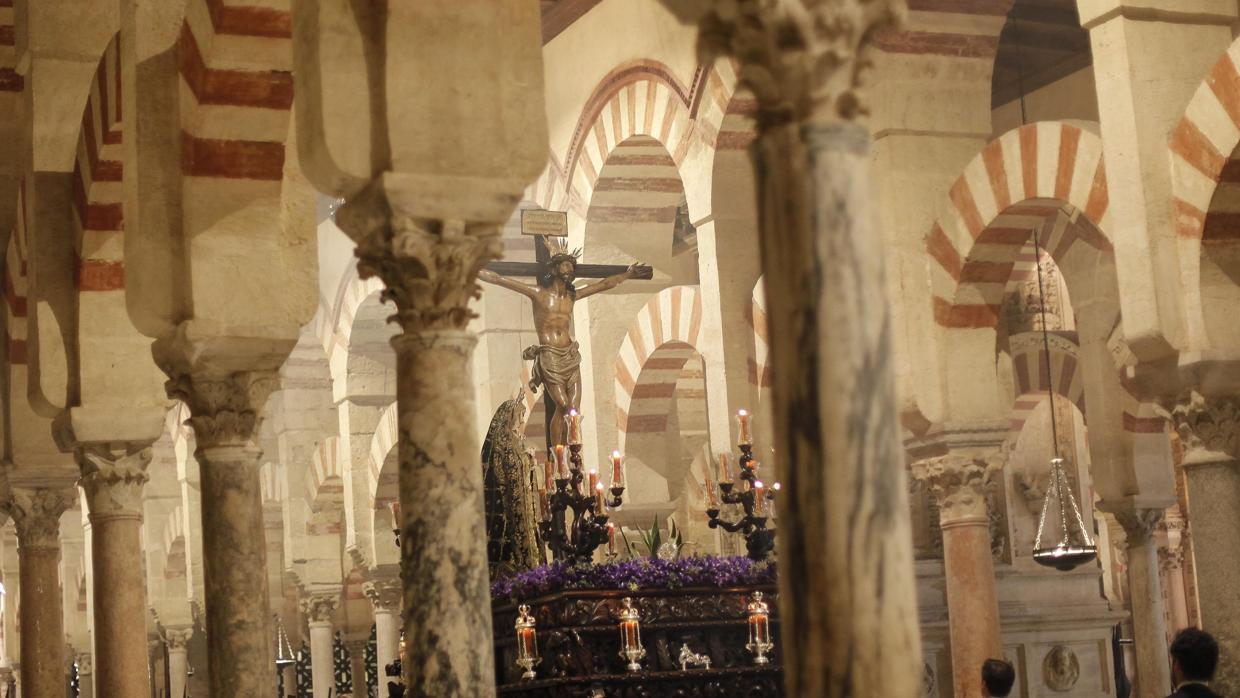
363;577;401;613
1042;645;1080;692
165;628;193;651
301;594;339;624
76;652;92;676
910;454;1001;523
10;487;76;550
339;189;504;335
1158;545;1185;574
162;370;279;448
1112;507;1165;548
1164;390;1240;462
79;447;152;519
663;0;904;126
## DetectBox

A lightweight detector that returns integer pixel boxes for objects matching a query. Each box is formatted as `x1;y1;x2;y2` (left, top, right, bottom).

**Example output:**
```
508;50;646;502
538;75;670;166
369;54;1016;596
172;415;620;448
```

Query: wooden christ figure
478;236;651;449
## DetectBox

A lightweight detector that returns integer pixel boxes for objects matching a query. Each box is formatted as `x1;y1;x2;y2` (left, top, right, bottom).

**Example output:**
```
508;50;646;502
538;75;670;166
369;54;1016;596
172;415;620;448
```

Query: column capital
337;180;504;335
1158;545;1185;573
78;446;151;520
75;652;92;675
1164;390;1240;465
10;487;75;550
301;593;339;624
363;576;401;613
657;0;904;125
164;627;193;651
1111;506;1166;548
911;453;1001;523
162;369;279;448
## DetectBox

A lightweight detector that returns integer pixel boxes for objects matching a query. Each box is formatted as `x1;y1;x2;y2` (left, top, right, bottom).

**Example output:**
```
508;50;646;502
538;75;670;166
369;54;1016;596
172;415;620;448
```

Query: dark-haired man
982;658;1016;697
1168;628;1223;698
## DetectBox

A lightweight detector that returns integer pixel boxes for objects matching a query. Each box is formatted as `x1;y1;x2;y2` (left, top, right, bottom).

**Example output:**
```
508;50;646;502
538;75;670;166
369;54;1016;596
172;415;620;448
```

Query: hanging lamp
274;614;297;669
1028;227;1098;571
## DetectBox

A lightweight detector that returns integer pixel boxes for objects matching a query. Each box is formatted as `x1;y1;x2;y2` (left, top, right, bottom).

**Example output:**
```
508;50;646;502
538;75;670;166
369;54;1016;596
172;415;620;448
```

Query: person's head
539;254;578;291
1170;628;1219;684
981;658;1016;697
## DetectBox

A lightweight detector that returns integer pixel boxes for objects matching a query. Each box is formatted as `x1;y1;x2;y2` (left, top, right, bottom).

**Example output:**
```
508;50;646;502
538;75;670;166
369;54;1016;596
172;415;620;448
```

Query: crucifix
479;221;652;451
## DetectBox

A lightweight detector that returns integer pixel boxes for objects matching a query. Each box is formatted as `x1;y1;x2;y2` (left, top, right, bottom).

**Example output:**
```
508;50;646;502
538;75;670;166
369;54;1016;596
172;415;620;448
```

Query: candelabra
706;442;777;561
539;441;625;564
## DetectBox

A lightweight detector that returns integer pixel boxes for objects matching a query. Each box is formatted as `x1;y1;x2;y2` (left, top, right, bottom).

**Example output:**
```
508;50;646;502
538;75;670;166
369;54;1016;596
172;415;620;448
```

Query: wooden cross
485;236;654;281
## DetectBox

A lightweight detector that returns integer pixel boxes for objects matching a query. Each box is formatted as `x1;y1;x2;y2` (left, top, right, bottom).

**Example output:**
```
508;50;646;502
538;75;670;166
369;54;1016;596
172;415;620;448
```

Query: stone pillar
364;577;401;676
346;638;368;697
75;652;93;698
161;369;279;696
653;4;922;695
1159;542;1190;635
9;487;74;698
165;628;191;698
1167;391;1240;693
912;455;1002;698
303;594;338;698
1112;506;1172;698
78;447;151;697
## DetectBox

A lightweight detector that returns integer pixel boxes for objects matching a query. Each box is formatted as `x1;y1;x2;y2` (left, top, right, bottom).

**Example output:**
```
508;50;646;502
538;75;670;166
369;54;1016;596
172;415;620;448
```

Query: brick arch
614;285;704;450
1007;331;1086;433
367;401;399;508
162;504;186;562
927;122;1112;329
71;33;124;295
4;221;27;366
260;461;286;504
305;436;343;511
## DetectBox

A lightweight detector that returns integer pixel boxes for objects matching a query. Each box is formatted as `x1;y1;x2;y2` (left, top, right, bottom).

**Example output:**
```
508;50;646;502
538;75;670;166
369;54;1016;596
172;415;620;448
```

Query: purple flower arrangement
491;555;776;601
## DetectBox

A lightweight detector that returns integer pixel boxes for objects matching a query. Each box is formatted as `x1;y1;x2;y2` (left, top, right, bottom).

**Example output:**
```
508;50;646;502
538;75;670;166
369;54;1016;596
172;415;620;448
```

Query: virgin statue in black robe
480;391;545;580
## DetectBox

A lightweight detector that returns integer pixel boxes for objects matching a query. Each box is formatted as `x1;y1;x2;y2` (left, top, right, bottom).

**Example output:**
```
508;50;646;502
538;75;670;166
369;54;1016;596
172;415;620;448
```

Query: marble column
75;652;93;698
1167;391;1240;694
162;369;278;696
912;455;1002;698
346;638;368;697
364;576;401;676
165;627;192;698
1113;506;1172;698
1159;543;1190;635
653;3;920;695
9;487;75;698
78;447;151;697
303;594;338;698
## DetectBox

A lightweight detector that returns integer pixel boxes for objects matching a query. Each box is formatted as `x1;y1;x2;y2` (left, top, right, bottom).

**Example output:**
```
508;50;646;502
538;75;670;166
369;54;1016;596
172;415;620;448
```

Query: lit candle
544;457;555;488
555;444;568;478
770;482;781;518
752;480;766;516
566;409;582;444
595;482;606;511
607;522;616;554
588;469;598;492
737;409;752;445
705;478;719;508
611;450;624;486
718;453;733;483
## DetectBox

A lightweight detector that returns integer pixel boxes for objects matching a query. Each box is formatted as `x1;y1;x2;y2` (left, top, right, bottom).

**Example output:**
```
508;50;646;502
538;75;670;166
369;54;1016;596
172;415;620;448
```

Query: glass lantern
617;597;646;672
514;604;539;680
746;591;774;665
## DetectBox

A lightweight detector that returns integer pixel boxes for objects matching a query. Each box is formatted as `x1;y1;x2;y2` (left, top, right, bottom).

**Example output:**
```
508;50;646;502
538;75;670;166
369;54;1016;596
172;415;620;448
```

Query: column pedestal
10;488;74;698
1113;507;1172;698
303;595;338;698
166;628;192;698
913;455;1002;698
80;448;151;698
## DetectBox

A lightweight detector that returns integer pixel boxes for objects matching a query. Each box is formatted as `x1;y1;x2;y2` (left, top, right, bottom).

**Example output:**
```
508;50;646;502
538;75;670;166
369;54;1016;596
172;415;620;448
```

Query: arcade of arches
0;1;1236;697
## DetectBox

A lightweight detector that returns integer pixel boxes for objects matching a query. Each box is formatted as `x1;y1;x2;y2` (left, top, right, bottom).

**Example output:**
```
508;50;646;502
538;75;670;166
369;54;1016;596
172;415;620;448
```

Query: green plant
620;516;685;559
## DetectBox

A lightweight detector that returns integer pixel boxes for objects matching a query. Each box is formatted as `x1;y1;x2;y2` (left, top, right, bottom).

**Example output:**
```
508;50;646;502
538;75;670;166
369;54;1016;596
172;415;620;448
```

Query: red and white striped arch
748;278;771;403
1170;40;1240;240
162;504;186;562
0;0;18;93
322;267;385;391
71;33;124;292
260;461;287;505
4;187;27;365
305;436;343;512
614;285;704;451
928;122;1111;328
367;402;399;509
1007;331;1086;433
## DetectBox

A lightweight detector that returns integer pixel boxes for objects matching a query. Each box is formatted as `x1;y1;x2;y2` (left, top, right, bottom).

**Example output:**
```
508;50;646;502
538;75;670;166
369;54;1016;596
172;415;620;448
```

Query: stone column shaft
10;488;74;698
365;577;401;676
1168;391;1240;694
1115;508;1172;698
346;639;368;697
913;455;1002;698
303;595;339;698
79;447;151;698
1160;548;1189;633
165;628;191;698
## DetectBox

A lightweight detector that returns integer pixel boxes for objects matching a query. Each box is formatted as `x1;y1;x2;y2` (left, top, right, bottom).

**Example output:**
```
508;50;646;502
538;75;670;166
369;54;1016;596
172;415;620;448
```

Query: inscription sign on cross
479;211;652;450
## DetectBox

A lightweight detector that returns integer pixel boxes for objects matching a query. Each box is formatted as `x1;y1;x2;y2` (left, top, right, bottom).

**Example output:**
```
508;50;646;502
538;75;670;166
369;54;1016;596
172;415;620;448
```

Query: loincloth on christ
522;342;582;394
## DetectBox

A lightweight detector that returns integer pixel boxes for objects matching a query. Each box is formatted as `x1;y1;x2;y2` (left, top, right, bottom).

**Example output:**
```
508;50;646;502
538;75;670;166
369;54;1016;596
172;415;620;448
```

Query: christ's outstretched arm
576;263;651;300
478;268;539;299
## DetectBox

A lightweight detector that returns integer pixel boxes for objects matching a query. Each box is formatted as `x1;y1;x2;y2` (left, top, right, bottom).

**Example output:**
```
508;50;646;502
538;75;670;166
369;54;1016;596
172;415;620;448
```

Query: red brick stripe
0;68;23;92
181;134;285;180
1019;126;1038;198
1054;126;1081;200
1171;118;1226;179
178;23;293;110
1208;54;1240;129
948;179;985;238
870;29;998;59
205;0;292;39
77;260;125;291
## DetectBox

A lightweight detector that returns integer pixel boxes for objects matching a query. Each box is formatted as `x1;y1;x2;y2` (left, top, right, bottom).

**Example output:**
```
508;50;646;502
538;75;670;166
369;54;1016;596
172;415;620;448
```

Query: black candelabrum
540;442;625;564
706;443;777;561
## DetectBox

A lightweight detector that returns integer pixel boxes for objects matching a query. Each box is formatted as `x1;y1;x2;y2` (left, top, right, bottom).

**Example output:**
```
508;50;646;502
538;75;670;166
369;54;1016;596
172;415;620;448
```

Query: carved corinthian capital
79;447;152;519
1165;390;1240;464
10;487;76;550
363;576;402;613
661;0;905;125
164;627;193;651
910;454;1000;523
1111;507;1165;548
162;371;279;449
301;593;339;624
